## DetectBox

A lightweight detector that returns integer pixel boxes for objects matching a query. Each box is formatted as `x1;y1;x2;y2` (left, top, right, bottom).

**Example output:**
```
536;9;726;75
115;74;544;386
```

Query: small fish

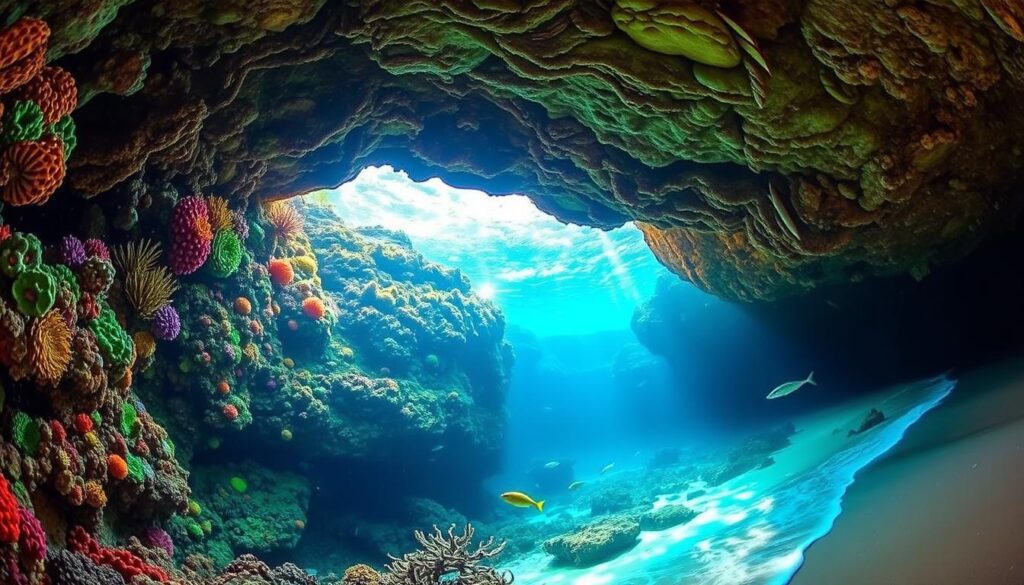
500;491;545;512
766;371;816;400
568;481;586;491
542;406;554;412
431;445;445;452
544;461;560;469
600;463;615;475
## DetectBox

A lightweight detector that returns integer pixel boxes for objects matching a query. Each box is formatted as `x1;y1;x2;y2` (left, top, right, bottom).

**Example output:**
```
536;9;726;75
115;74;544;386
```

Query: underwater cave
0;2;1023;585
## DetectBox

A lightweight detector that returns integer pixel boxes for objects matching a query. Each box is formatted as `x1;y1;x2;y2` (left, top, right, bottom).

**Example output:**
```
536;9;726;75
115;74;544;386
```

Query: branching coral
113;239;178;319
29;309;72;384
382;524;512;585
264;201;303;243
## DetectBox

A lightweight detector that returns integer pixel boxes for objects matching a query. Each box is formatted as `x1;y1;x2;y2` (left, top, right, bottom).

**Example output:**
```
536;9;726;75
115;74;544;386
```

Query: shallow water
502;375;954;585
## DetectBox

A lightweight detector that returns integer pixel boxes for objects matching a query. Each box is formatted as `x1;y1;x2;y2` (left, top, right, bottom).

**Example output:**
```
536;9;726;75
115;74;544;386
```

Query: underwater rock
15;0;1020;300
639;504;698;531
849;408;886;436
543;515;641;568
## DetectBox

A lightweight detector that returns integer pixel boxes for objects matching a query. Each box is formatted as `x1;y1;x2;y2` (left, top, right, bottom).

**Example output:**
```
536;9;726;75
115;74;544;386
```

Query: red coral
268;258;294;285
16;66;77;124
0;475;21;544
49;420;67;442
68;526;169;582
0;18;49;94
0;137;66;206
73;413;93;434
168;196;213;275
223;404;239;421
83;238;109;260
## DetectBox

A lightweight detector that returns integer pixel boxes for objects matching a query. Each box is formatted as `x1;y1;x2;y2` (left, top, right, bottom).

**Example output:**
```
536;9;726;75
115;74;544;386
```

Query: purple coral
143;526;174;557
231;210;249;241
18;506;46;562
151;305;181;341
59;235;86;267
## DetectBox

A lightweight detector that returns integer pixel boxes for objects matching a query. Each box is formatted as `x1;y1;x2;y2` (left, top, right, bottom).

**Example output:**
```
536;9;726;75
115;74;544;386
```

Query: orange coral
0;18;49;94
234;296;252;315
84;480;107;508
264;201;304;241
217;380;230;395
107;454;128;480
301;297;325;320
133;331;156;359
29;310;72;384
268;258;294;285
0;137;66;206
17;66;77;123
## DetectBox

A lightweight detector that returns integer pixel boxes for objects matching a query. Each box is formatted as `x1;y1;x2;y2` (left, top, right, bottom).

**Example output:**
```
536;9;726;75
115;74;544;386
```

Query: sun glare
476;282;497;300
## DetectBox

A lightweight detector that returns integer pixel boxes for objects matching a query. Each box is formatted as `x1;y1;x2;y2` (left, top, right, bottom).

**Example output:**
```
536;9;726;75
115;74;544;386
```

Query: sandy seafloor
501;374;957;585
792;358;1024;585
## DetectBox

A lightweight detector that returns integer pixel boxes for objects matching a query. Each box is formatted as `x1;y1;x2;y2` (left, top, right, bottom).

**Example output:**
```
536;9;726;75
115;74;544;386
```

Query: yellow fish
568;481;585;491
500;491;545;512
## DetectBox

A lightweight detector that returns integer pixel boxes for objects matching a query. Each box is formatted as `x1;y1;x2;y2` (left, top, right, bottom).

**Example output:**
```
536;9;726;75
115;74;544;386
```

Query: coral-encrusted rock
639;505;697;531
543;516;641;567
32;1;1024;300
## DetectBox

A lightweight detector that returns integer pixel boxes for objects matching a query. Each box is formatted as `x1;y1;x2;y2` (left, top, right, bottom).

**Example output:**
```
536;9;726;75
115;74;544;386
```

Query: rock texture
7;0;1024;300
543;515;641;567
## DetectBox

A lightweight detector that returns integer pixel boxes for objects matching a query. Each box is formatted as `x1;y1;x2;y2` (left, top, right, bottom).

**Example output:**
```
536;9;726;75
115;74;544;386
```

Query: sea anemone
268;258;294;285
206;195;232;232
29;309;71;384
113;239;178;319
168;196;213;275
302;297;326;320
151;305;181;341
263;200;304;242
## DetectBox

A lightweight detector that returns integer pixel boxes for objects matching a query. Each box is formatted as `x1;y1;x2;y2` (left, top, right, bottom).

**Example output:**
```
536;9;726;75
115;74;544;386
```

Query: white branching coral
381;524;513;585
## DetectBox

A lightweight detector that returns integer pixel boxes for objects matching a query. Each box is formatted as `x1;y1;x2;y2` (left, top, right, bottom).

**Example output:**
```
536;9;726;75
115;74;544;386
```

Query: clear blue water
315;168;954;584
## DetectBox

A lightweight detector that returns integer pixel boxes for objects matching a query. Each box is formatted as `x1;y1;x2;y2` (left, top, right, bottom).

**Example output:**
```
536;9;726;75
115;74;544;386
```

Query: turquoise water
310;169;956;584
503;376;953;585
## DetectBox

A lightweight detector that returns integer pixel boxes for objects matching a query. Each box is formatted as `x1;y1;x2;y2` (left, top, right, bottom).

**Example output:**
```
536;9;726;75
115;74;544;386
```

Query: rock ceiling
16;0;1024;299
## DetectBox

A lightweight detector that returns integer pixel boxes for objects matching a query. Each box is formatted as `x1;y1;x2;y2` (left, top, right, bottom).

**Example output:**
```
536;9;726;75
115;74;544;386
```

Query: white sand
792;358;1024;585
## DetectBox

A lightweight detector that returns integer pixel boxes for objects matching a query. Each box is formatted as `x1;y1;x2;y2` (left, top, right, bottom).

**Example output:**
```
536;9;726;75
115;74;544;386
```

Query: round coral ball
217;380;230;395
301;297;326;320
0;476;21;544
234;296;252;315
223;404;239;421
267;258;294;286
107;454;128;480
73;413;93;434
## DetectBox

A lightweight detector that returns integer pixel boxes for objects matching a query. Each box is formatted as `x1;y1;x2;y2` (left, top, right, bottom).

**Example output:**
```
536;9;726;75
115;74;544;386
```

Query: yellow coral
206;195;233;232
264;200;304;242
243;343;259;361
290;254;318;275
114;240;179;319
84;480;107;508
84;431;99;448
30;310;72;384
133;331;157;359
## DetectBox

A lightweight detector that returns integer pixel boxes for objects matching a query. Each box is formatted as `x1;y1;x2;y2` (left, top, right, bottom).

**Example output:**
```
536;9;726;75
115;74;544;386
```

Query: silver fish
766;372;816;399
544;461;560;469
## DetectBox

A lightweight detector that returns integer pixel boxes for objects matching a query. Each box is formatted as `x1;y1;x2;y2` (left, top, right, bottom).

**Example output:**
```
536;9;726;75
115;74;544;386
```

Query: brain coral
0;136;65;206
168;196;213;275
17;66;77;124
89;305;135;366
0;17;48;93
209;229;243;277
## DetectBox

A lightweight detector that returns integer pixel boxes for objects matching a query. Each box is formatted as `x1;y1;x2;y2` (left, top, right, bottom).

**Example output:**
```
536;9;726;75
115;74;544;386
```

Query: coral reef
543;515;641;568
380;524;511;585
